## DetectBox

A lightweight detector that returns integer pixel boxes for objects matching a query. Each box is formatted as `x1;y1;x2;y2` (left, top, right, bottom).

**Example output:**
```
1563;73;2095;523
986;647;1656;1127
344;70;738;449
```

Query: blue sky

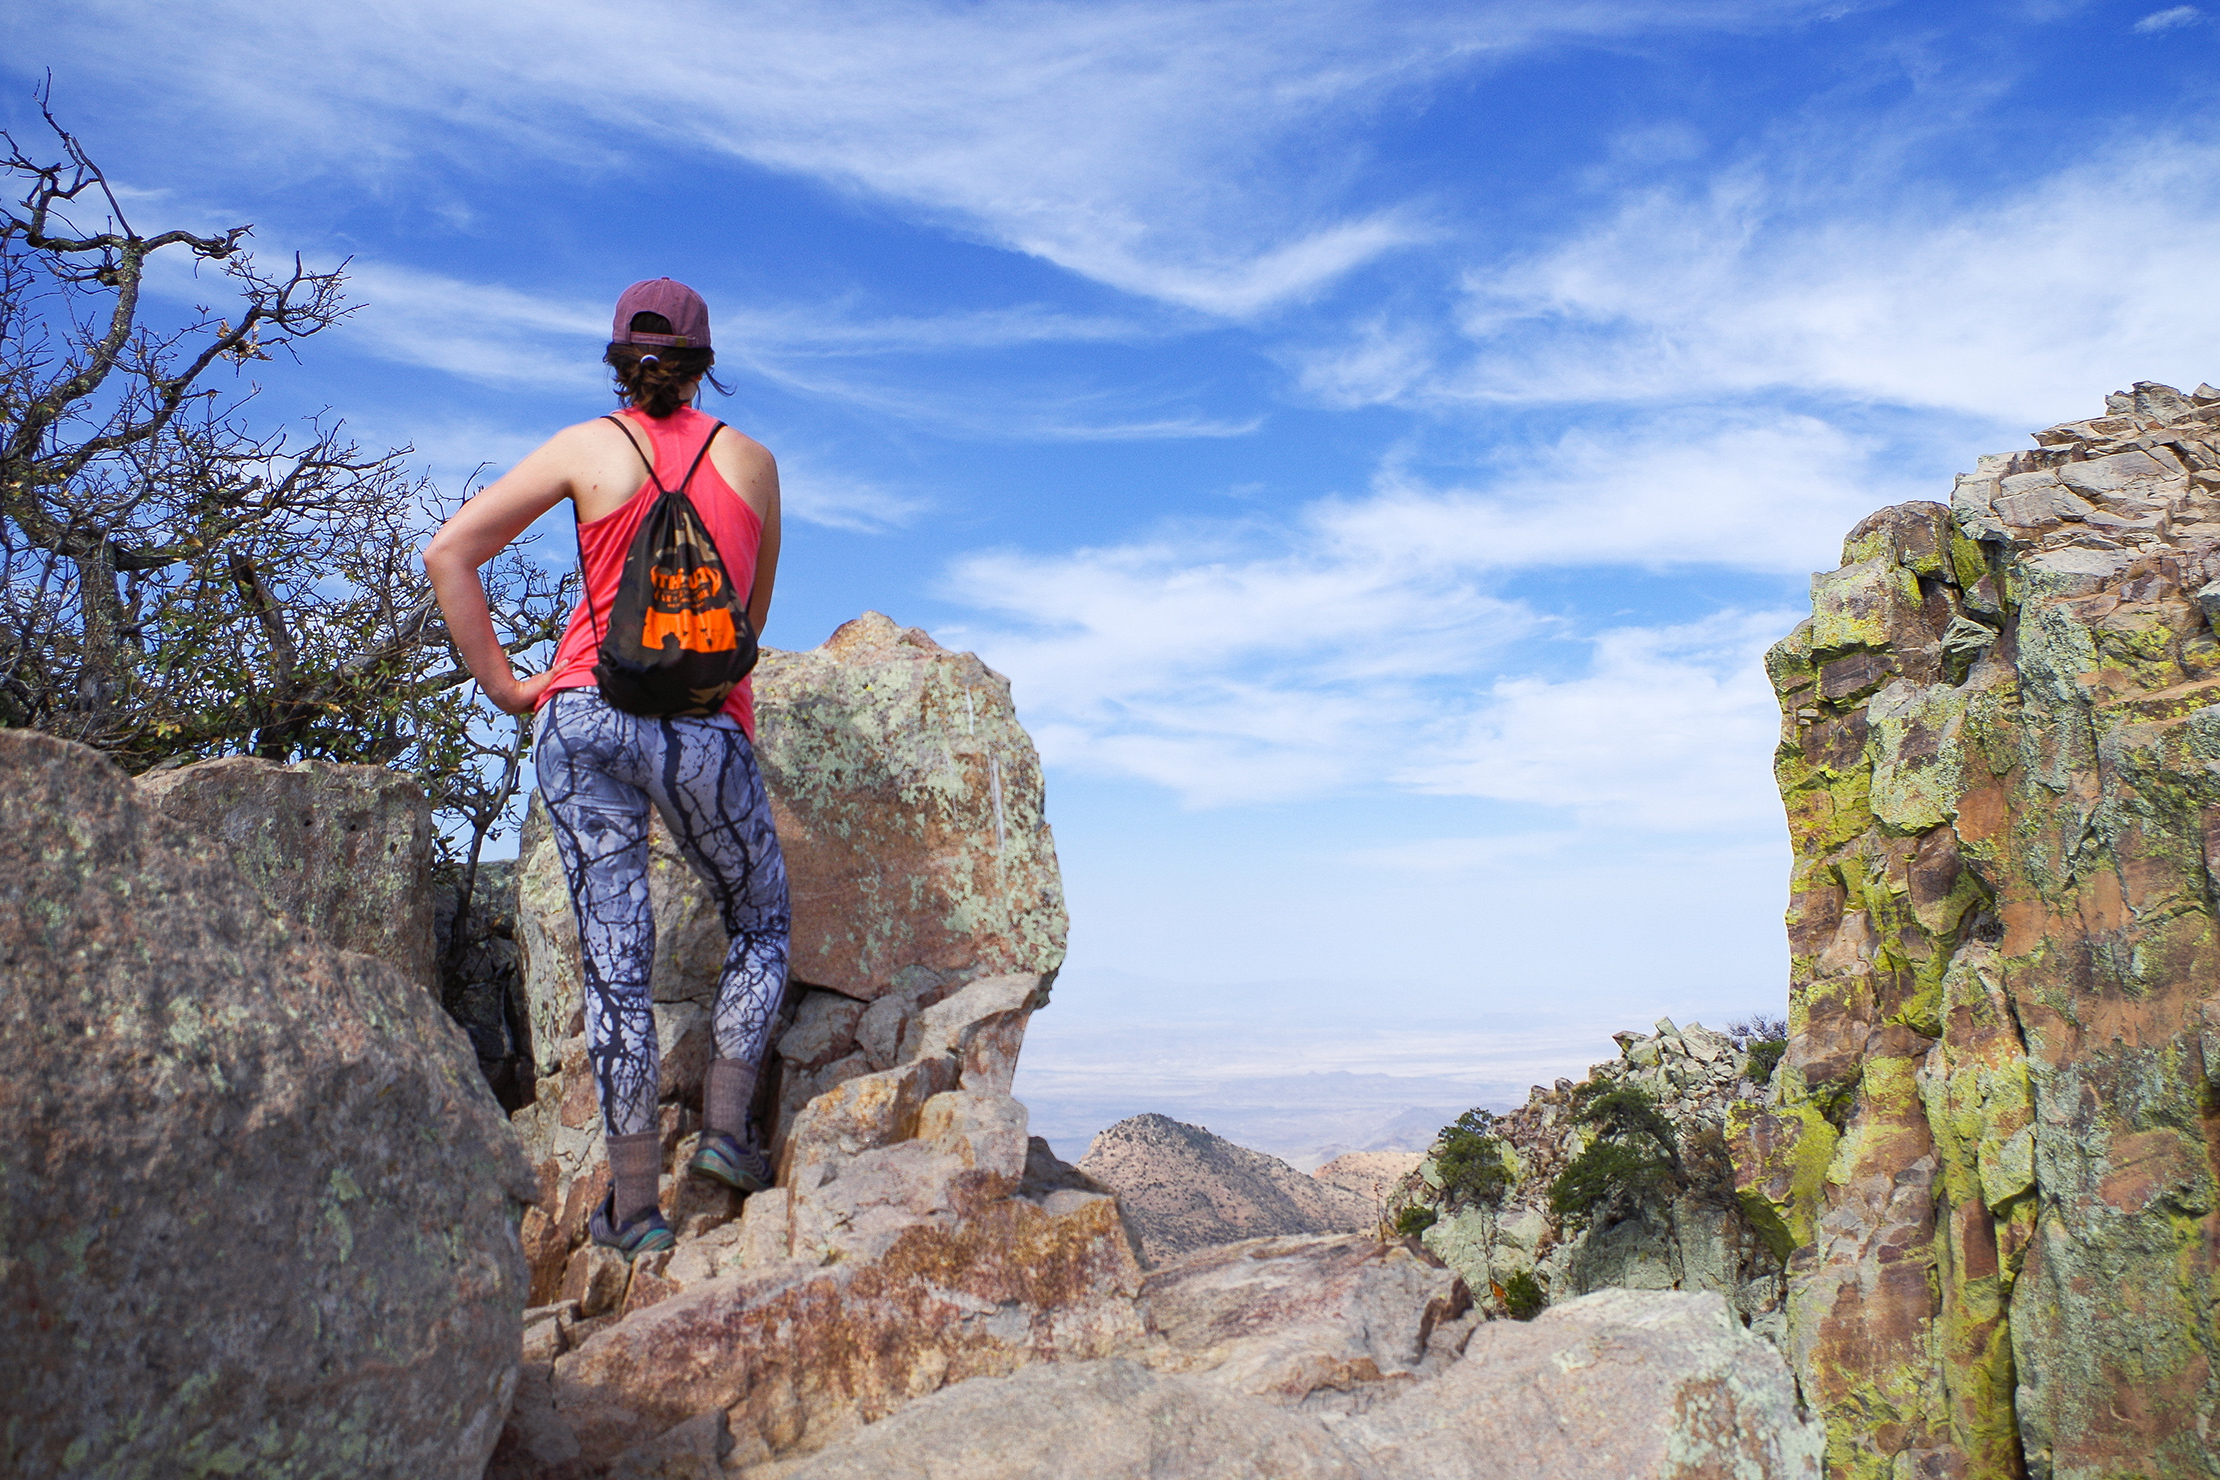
14;0;2220;1158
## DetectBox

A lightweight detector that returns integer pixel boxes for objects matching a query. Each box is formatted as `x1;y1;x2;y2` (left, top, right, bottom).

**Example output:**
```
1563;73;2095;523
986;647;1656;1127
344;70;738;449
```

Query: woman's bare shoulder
712;423;775;466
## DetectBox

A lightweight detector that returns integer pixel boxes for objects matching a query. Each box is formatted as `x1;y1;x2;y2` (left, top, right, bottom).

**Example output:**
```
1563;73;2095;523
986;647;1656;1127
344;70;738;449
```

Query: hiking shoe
687;1130;772;1193
588;1191;675;1260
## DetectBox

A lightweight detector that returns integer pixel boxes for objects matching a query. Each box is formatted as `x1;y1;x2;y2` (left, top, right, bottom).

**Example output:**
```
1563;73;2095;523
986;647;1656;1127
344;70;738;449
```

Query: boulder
1340;1288;1824;1478
0;731;534;1479
1739;383;2220;1477
770;1289;1821;1479
756;611;1067;1003
138;751;440;991
1079;1114;1378;1266
1133;1233;1472;1409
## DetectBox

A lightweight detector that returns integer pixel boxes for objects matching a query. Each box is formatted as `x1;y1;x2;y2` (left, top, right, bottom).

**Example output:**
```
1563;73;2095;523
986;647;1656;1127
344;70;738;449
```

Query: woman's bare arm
710;426;781;639
422;427;585;715
747;457;781;641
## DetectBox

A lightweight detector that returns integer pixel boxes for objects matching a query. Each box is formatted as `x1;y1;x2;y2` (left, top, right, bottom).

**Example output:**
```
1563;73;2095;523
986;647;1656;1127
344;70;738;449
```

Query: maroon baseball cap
611;278;711;348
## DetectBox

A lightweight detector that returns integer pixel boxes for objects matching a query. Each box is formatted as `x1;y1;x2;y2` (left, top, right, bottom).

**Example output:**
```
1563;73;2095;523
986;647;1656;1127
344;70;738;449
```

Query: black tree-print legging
535;689;790;1138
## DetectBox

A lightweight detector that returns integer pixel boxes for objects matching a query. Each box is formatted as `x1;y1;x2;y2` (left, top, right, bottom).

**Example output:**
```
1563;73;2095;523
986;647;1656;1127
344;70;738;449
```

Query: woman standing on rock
424;279;789;1258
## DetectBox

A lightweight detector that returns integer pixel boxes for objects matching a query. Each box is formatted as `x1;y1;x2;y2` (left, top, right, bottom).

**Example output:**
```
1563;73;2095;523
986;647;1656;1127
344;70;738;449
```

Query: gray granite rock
0;731;534;1479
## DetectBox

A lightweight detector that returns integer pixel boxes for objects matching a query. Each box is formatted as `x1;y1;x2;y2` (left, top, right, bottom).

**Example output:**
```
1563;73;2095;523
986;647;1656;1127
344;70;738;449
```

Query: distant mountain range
1075;1113;1382;1266
1018;1068;1511;1170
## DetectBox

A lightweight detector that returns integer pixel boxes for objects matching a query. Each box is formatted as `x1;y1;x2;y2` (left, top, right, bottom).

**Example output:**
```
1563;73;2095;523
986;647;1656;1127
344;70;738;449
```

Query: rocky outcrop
1734;382;2220;1478
1079;1115;1378;1266
759;611;1067;1007
0;731;533;1478
1391;1021;1787;1335
492;1002;1144;1475
138;752;441;992
509;614;1068;1302
772;1288;1822;1479
1131;1232;1472;1410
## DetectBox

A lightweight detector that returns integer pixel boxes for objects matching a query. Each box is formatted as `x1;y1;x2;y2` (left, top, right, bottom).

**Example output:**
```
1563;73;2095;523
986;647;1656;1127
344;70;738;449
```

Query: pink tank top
536;407;763;737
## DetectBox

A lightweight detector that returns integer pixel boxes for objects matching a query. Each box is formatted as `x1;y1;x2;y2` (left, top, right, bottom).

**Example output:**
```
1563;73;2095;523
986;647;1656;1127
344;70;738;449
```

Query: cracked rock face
1733;382;2220;1480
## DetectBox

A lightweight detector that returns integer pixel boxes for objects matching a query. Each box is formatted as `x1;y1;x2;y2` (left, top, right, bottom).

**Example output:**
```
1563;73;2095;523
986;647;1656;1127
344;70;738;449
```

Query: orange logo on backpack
641;563;738;653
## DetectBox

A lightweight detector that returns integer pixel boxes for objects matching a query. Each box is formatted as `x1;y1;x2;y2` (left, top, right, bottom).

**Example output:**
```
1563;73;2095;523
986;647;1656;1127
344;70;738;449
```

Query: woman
424;278;788;1259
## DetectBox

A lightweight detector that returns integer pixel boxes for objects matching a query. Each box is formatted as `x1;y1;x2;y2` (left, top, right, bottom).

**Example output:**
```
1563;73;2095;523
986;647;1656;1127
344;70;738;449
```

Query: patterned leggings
535;689;790;1138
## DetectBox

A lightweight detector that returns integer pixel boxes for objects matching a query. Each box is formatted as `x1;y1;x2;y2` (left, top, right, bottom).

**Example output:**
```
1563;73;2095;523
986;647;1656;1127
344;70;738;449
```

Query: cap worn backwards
611;278;711;349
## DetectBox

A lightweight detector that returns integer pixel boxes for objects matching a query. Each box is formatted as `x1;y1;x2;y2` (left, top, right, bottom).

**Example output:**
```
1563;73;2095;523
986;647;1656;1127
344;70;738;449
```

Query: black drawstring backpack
580;415;759;717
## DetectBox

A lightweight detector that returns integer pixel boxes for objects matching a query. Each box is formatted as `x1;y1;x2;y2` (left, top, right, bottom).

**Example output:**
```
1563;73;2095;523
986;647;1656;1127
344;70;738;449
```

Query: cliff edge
1732;381;2220;1479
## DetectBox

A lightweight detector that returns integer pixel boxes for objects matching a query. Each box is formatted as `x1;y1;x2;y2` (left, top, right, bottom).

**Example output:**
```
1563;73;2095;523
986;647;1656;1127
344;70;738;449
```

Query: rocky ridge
1;609;1838;1477
772;1286;1822;1480
1078;1114;1379;1267
486;615;1820;1476
1390;1019;1788;1336
1733;382;2220;1478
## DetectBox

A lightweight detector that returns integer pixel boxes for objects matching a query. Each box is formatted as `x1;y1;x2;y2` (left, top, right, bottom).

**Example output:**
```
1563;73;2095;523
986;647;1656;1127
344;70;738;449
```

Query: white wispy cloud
770;461;929;534
1430;132;2220;423
2134;6;2202;31
944;414;1863;810
19;0;1838;315
1398;611;1793;828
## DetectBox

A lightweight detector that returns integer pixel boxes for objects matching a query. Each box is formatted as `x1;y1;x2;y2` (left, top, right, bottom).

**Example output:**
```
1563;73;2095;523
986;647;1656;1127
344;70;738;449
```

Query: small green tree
1728;1015;1789;1085
1547;1084;1681;1229
1434;1107;1510;1207
1392;1204;1437;1237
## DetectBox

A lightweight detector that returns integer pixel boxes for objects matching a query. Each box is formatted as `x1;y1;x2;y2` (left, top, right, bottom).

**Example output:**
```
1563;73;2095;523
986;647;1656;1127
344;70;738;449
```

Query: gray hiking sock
704;1058;758;1141
606;1130;664;1225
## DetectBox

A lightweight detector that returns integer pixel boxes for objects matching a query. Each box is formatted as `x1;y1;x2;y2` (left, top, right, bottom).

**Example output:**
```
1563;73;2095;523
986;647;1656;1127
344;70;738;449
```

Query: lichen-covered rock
1737;381;2220;1479
138;752;440;992
772;1289;1821;1480
760;611;1066;989
1390;1020;1787;1338
0;732;534;1479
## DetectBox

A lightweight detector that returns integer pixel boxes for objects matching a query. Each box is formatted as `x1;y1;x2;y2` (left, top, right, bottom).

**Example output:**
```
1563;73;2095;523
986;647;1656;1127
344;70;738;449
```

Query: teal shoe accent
588;1191;676;1260
688;1130;772;1193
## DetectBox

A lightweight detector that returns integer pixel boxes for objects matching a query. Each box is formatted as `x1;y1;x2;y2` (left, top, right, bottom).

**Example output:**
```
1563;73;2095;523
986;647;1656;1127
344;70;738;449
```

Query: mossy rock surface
1736;384;2220;1479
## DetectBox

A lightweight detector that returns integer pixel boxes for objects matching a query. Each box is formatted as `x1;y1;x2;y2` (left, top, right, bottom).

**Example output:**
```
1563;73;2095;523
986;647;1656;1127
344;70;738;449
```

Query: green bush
1569;1084;1679;1153
1547;1138;1677;1227
1500;1269;1545;1321
1745;1038;1787;1085
1547;1084;1681;1229
1435;1108;1510;1206
1393;1205;1438;1237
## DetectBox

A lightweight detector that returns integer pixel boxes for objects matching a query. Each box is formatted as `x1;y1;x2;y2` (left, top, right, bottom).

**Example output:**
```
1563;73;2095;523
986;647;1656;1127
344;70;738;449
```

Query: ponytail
604;311;728;417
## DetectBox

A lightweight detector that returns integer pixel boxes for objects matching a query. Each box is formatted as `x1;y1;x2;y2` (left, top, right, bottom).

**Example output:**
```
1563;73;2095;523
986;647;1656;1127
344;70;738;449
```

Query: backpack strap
601;414;726;497
574;414;731;656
